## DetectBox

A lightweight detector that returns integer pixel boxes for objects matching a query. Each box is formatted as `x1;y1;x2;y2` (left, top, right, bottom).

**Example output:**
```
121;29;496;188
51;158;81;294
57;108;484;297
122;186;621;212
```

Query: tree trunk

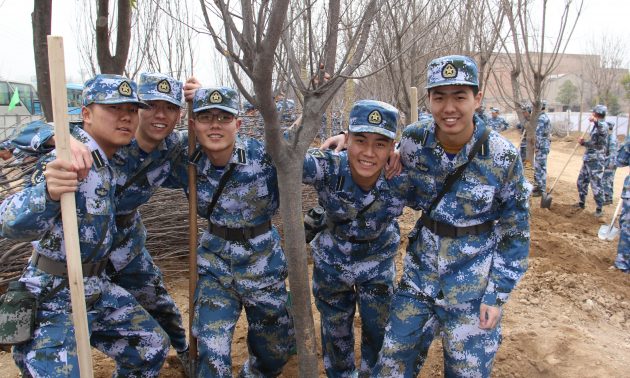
96;0;132;74
276;163;319;377
32;0;53;121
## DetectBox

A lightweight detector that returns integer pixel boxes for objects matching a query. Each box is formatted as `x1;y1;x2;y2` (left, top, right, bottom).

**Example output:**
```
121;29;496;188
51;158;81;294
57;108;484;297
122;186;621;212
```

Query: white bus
0;80;83;141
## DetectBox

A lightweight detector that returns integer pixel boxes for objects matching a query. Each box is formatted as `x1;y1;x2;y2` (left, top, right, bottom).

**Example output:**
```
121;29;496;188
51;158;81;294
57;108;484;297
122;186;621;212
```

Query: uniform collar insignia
190;148;203;164
92;150;105;169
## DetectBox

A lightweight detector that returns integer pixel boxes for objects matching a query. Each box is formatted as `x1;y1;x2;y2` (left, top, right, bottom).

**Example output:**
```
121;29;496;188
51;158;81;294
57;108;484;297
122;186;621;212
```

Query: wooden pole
187;102;198;370
410;86;421;219
46;36;94;378
410;87;418;125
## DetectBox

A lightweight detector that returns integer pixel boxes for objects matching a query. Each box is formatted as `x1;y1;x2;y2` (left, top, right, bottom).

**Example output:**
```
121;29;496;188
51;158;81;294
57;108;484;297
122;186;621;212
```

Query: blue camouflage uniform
374;56;531;378
475;106;489;125
615;138;630;272
168;87;293;377
577;107;609;211
11;73;190;357
303;100;432;378
534;110;551;193
1;75;169;377
603;123;618;204
515;106;531;164
487;109;509;132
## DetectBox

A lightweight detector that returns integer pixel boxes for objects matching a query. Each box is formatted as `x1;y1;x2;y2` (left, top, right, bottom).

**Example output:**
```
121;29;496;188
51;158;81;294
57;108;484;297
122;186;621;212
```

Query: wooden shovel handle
47;36;94;378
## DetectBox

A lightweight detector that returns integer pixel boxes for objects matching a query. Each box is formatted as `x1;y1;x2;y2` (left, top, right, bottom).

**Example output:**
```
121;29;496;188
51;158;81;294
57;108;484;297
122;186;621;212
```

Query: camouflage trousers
13;279;169;378
519;136;527;163
577;159;605;208
373;292;500;378
615;196;630;272
192;275;294;377
312;252;396;378
108;249;188;353
534;148;549;190
602;167;617;202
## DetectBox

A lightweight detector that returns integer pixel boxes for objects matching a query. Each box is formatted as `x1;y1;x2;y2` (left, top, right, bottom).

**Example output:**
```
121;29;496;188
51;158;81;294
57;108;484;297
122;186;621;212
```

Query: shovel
598;200;622;241
540;126;592;209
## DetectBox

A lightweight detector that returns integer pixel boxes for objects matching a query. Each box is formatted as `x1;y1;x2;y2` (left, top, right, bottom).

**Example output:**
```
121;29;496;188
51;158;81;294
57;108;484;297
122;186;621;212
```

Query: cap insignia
368;110;382;124
157;79;171;94
118;81;132;97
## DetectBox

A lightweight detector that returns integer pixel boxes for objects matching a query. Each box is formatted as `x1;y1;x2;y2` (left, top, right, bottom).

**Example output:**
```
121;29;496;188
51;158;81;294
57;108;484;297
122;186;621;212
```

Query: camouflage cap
192;87;239;115
242;100;255;112
607;121;615;130
522;103;533;113
348;100;398;140
593;104;607;117
426;55;479;89
490;107;499;113
82;74;148;108
138;72;183;107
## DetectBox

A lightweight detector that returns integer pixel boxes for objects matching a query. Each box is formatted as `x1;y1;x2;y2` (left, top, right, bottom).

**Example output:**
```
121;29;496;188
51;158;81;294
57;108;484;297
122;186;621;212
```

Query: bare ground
1;130;629;377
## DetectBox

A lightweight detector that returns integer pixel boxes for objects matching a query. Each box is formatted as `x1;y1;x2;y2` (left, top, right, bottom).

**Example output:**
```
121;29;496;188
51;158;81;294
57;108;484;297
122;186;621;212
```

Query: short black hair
428;85;479;97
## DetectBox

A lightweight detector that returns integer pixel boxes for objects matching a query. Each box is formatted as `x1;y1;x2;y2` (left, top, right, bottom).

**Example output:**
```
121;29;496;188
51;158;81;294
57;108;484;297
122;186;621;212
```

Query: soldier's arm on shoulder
303;148;331;185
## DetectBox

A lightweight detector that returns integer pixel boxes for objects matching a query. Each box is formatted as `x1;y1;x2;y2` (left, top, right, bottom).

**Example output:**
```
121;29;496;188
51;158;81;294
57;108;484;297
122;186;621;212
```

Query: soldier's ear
81;106;92;123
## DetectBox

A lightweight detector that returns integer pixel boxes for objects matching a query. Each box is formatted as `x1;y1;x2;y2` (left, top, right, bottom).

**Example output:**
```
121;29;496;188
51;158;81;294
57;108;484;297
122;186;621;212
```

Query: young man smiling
169;87;294;377
373;55;531;377
11;72;193;375
1;74;170;377
302;100;421;377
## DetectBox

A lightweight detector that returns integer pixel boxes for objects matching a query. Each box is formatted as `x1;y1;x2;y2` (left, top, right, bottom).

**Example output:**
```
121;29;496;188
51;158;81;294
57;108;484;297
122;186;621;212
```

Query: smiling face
346;132;395;190
428;85;482;145
192;109;241;166
137;100;181;150
82;103;139;157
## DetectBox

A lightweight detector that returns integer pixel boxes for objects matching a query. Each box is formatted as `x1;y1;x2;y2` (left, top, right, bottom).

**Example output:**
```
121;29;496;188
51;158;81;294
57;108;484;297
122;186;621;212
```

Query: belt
208;220;272;242
420;213;494;238
31;251;109;277
115;212;136;228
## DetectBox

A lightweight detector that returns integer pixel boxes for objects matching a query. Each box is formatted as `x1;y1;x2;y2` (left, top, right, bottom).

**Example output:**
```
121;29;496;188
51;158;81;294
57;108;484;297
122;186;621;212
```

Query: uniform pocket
455;182;495;215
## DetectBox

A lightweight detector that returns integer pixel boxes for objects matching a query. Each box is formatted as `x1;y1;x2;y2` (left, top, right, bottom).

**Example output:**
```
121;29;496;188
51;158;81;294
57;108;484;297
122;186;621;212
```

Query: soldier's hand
479;303;501;330
385;150;402;179
578;137;585;146
184;77;202;102
320;133;346;152
68;137;93;180
44;158;79;202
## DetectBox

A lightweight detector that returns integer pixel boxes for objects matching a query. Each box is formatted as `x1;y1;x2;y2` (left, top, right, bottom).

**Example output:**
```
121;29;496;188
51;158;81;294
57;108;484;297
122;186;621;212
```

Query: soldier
11;73;193;374
302;100;430;377
576;105;609;217
169;87;294;377
602;121;618;205
475;101;489;124
373;55;531;377
487;107;509;132
533;101;552;197
614;137;630;273
0;74;170;377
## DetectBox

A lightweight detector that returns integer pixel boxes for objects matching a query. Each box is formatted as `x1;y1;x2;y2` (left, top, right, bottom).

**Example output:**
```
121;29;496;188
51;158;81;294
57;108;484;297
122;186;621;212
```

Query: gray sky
0;0;628;86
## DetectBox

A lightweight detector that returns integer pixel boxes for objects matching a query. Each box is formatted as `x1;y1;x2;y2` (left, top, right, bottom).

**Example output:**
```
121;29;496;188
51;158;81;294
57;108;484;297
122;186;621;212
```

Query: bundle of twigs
0;152;40;290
